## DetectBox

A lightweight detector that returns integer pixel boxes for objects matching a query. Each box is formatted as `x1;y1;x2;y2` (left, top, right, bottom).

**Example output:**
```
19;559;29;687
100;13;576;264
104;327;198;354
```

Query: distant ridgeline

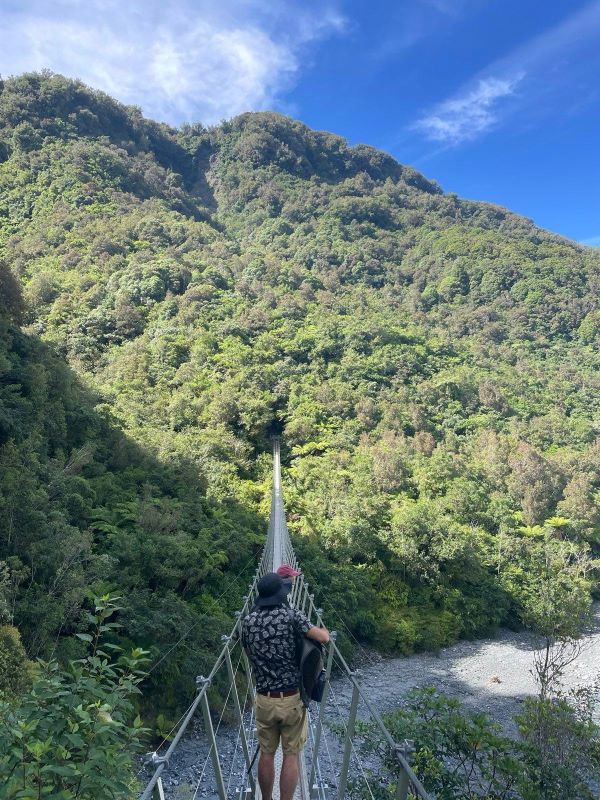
1;72;599;718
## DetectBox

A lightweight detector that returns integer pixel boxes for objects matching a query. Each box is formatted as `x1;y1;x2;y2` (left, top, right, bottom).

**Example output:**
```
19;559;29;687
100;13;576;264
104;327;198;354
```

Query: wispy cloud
0;0;345;125
415;75;523;144
368;0;472;64
413;0;600;147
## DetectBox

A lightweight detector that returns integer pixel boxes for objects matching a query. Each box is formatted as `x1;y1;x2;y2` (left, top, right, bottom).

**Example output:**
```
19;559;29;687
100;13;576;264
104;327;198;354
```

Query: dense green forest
1;72;599;724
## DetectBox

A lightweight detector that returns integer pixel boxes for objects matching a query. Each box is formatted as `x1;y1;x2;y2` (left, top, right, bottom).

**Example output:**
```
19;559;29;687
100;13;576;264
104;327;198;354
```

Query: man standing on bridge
242;572;329;800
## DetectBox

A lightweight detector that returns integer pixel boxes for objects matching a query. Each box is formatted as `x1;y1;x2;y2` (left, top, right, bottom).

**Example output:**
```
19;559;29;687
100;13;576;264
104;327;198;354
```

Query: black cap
255;573;288;607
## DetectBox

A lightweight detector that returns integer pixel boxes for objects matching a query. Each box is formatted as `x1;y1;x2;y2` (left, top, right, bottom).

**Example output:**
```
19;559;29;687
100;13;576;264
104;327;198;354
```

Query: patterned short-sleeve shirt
241;605;312;692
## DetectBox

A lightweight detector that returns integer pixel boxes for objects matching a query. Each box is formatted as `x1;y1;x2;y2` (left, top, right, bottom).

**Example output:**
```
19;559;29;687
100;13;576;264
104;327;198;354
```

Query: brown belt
258;689;299;698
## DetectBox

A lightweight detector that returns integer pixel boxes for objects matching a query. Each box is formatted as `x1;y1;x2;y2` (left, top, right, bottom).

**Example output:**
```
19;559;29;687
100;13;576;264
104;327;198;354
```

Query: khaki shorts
255;692;307;755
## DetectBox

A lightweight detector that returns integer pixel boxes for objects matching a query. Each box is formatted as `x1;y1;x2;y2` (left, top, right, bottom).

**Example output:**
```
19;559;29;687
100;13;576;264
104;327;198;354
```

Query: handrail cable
140;604;254;799
305;712;323;800
327;667;377;800
220;645;247;796
302;592;429;798
193;655;242;800
139;437;430;800
319;597;384;669
191;749;212;800
314;716;336;796
240;690;258;797
224;688;246;796
223;642;254;797
147;550;260;675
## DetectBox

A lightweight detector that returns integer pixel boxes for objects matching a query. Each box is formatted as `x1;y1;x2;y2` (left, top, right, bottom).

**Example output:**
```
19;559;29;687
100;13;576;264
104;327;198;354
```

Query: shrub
354;687;600;800
0;624;31;698
0;595;149;800
517;695;600;800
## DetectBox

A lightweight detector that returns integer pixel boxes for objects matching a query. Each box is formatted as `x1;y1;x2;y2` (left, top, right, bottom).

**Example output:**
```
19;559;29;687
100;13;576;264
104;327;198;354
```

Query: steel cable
241;701;258;796
239;651;258;797
189;648;243;800
134;696;199;780
327;673;376;800
310;701;337;795
223;643;250;797
306;704;334;800
148;552;260;675
225;723;243;797
321;598;383;670
190;750;212;800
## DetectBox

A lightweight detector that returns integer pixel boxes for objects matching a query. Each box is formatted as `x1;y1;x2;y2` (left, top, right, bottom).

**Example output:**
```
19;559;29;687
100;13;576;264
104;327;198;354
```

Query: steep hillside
0;261;262;715
1;73;599;715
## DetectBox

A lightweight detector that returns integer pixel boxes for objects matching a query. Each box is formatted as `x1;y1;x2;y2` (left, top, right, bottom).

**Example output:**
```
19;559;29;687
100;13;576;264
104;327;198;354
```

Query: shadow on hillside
0;325;265;717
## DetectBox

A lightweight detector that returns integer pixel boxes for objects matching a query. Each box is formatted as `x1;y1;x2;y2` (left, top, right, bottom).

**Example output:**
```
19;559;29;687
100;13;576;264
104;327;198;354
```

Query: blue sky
1;0;599;244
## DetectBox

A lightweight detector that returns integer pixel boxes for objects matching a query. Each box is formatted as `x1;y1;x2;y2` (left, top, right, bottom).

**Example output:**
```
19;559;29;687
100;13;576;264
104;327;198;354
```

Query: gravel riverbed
334;606;600;734
145;609;600;798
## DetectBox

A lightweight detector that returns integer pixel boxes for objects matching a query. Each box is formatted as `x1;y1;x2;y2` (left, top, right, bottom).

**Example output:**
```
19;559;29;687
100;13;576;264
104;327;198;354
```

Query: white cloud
415;75;522;144
145;22;296;122
413;0;600;146
0;0;345;125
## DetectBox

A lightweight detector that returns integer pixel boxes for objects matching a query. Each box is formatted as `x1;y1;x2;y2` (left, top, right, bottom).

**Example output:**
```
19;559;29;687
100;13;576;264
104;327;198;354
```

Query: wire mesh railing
139;437;430;800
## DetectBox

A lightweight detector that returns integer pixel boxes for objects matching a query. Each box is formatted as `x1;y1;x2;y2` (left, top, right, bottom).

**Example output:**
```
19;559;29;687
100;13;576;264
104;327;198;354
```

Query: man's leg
256;694;279;799
280;696;307;800
258;751;275;800
280;753;299;800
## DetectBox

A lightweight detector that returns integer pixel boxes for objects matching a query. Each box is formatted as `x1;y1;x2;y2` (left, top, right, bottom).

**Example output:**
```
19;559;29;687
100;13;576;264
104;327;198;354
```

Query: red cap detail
276;564;301;578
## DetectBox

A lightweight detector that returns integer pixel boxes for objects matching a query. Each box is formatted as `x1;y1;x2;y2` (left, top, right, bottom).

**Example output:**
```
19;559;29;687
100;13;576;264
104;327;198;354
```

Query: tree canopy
1;72;599;722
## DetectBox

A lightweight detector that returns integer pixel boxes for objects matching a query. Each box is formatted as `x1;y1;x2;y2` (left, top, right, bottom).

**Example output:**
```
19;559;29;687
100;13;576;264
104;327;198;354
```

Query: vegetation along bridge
140;439;430;800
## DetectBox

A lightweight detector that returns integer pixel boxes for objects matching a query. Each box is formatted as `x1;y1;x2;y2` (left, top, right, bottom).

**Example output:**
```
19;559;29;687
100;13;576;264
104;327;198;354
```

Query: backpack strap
286;608;310;706
286;607;303;664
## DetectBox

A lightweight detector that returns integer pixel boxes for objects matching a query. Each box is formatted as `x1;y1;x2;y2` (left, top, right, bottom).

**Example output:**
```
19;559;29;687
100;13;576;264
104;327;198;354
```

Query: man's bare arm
306;625;330;644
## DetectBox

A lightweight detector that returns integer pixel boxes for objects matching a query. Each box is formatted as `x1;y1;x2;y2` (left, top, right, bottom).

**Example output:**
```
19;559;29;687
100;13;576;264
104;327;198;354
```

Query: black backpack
288;610;327;707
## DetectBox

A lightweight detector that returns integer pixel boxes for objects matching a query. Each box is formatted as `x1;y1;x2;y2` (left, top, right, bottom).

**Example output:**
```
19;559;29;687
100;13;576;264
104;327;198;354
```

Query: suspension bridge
140;439;431;800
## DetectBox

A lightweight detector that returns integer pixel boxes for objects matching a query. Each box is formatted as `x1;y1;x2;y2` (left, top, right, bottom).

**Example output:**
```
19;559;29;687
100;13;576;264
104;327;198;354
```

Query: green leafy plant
354;686;600;800
0;595;149;800
517;693;600;800
368;687;524;800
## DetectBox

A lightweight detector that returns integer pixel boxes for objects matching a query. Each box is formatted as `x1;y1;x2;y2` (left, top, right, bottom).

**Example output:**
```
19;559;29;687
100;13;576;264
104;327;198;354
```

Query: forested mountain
1;72;599;718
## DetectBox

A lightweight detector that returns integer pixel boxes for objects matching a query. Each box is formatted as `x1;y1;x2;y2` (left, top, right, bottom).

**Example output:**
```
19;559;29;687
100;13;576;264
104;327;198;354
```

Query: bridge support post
309;632;337;798
223;636;256;793
395;771;409;800
291;574;302;607
394;741;415;800
198;678;228;800
307;594;315;623
300;584;309;614
337;681;360;800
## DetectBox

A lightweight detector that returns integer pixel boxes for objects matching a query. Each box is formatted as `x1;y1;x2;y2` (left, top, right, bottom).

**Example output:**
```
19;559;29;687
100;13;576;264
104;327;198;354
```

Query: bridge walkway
140;438;430;800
